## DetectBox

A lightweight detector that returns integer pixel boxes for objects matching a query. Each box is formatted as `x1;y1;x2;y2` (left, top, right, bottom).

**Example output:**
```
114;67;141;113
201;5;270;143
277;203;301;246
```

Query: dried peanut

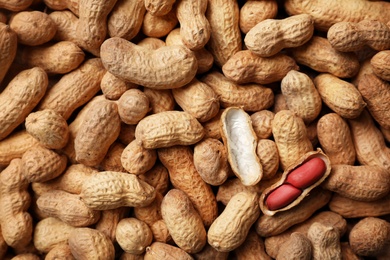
307;222;342;260
250;110;274;139
143;88;175;114
256;139;279;180
202;108;224;140
135;111;204;149
116;218;153;255
68;228;115;260
276;232;312;260
150;219;171;244
121;139;157;175
0;0;33;11
118;88;150;125
220;107;262;186
222;50;299;85
80;171;156;210
101;71;137;101
239;0;278;34
371;50;390;81
328;20;390;52
272;110;313;170
207;191;260;252
133;192;163;227
161;189;206;253
101;37;198;89
108;0;145;40
95;207;129;243
317;113;356;165
43;0;79;14
341;242;363;260
138;163;170;195
137;37;166;49
36;190;101;227
158;146;218;227
100;142;127;172
142;9;178;38
144;242;193;260
281;70;322;124
49;10;78;43
201;71;274;112
0;67;48;141
0;23;17;85
145;0;175;16
314;73;366;119
245;14;314;57
9;11;56;46
291;36;360;78
45;244;75;260
234;230;271;260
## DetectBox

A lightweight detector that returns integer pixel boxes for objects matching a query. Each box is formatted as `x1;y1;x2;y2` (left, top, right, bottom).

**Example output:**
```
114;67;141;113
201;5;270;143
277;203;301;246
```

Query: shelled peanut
1;0;390;259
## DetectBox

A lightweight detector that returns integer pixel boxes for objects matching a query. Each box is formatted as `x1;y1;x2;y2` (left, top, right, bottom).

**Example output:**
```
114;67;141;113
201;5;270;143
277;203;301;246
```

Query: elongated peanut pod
0;23;17;85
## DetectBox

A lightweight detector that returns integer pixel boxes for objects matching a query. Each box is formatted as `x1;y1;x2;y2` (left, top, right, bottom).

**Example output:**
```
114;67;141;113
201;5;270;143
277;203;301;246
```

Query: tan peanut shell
272;110;313;170
207;191;260;252
276;232;312;260
137;37;166;49
314;73;366;119
145;0;175;16
0;23;17;85
250;110;274;139
135;111;204;149
33;217;76;253
348;109;390;172
222;50;299;85
281;70;322;124
75;0;117;56
0;67;48;141
322;165;390;202
100;142;127;172
264;211;347;259
116;218;153;255
158;146;218;227
317;113;356;165
16;41;85;75
239;0;278;34
245;14;314;57
341;242;363;260
101;37;197;89
36;190;101;227
101;71;137;101
161;189;206;253
144;242;193;260
349;217;390;257
193;138;230;186
234;230;271;260
202;109;224;140
45;244;75;260
327;20;390;52
172;78;219;123
307;222;342;260
25;109;69;150
117;88;150;125
75;99;121;167
138;163;170;195
22;145;67;183
80;171;156;210
38;58;106;120
206;0;242;66
108;0;145;40
0;131;40;167
121;139;157;175
371;50;390;81
0;159;33;248
143;88;175;114
43;0;79;14
284;0;390;31
329;193;390;218
68;228;115;260
0;0;33;11
95;207;129;242
291;36;360;78
9;11;56;46
150;220;172;244
357;73;390;130
133;192;163;227
256;187;332;237
201;71;274;112
49;10;78;43
142;9;178;38
260;148;331;216
176;0;210;50
220;107;263;186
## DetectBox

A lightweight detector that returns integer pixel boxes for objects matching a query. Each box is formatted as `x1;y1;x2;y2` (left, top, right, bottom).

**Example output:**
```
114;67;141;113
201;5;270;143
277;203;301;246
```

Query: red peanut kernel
286;157;326;189
265;183;302;211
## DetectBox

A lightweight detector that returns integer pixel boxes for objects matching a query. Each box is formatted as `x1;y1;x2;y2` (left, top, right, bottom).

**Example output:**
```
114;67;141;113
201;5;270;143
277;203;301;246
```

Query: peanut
286;157;327;189
144;242;193;260
327;20;390;52
245;14;314;57
150;219;171;244
250;110;275;139
207;191;260;252
194;243;229;260
116;218;153;255
101;71;137;101
100;37;198;89
143;88;175;114
137;37;166;49
118;89;150;125
239;0;278;34
80;171;156;210
222;50;299;85
276;232;312;260
314;73;366;119
49;10;78;43
144;0;175;16
133;192;163;227
0;0;33;11
220;107;263;186
135;111;204;149
0;67;48;141
138;163;170;195
121;139;157;175
0;23;17;85
45;244;75;260
307;222;342;260
161;189;206;253
43;0;79;15
256;139;279;180
95;207;129;243
265;183;302;211
291;36;360;78
233;230;271;260
142;9;178;38
371;50;390;81
100;142;127;172
202;108;224;140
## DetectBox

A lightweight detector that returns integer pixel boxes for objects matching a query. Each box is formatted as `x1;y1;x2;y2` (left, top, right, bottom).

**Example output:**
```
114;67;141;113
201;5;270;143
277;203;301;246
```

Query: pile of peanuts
1;0;390;259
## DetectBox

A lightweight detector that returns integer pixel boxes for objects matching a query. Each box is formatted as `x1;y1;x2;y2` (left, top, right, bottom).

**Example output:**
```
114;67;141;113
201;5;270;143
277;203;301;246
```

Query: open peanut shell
259;148;331;216
220;107;263;186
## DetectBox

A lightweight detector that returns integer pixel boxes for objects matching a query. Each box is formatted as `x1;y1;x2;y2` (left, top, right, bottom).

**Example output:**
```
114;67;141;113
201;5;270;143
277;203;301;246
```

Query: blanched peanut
328;20;390;52
118;89;150;125
239;0;278;34
245;14;314;57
